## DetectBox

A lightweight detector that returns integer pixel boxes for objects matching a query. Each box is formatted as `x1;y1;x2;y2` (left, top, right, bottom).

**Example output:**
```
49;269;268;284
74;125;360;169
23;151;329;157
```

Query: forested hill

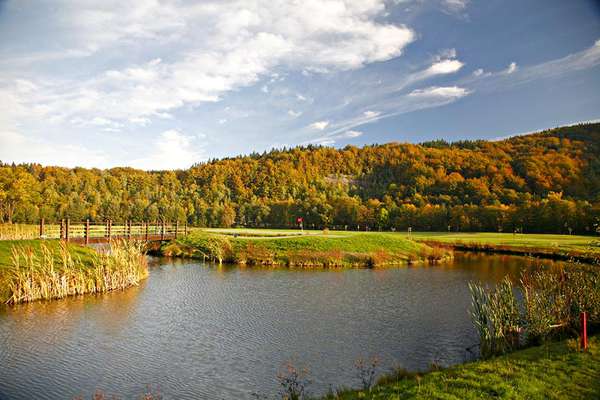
1;123;600;234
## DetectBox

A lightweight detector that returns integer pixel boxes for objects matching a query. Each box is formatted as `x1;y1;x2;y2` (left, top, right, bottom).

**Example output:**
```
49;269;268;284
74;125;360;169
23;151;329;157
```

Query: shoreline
417;239;599;264
320;334;599;399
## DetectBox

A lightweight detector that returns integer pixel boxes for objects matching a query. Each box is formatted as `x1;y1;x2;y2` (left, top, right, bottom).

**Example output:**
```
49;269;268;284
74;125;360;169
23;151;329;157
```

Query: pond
0;253;568;399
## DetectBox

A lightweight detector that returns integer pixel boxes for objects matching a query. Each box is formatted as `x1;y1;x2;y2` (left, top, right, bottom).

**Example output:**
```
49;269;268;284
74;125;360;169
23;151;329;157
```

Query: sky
1;0;600;170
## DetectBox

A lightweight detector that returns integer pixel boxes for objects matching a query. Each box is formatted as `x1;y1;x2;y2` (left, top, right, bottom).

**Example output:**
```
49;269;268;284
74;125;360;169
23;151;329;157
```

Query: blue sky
1;0;599;169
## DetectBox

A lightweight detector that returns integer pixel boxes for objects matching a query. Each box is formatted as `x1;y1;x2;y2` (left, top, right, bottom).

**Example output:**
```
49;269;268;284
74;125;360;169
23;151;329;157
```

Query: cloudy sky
1;0;599;169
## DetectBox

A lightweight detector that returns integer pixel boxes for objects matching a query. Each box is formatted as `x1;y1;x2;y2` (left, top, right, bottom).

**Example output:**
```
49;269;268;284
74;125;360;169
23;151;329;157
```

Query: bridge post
65;219;70;242
175;220;179;239
108;219;112;241
184;221;188;236
145;221;149;241
60;219;64;240
85;219;90;245
127;220;131;240
161;221;165;241
39;218;45;239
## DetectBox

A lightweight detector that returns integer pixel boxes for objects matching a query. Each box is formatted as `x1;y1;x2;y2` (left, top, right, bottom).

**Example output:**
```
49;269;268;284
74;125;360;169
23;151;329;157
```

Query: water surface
0;253;566;399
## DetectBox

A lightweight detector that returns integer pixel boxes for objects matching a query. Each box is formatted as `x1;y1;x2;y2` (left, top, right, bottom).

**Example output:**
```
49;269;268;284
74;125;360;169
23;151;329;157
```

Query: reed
469;265;600;357
2;240;148;304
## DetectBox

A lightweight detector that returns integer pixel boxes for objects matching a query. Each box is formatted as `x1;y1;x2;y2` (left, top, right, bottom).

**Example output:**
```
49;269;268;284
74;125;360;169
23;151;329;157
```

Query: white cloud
425;59;464;75
506;62;518;74
303;128;363;146
129;116;151;126
296;93;313;103
464;39;600;91
2;1;415;130
443;0;469;11
0;130;110;168
288;110;302;118
408;86;470;98
363;110;381;118
130;129;204;170
343;130;363;138
308;137;336;146
309;121;330;130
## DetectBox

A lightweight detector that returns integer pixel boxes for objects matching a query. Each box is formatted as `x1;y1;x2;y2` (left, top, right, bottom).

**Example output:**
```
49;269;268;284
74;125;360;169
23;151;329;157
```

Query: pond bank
322;334;600;399
418;239;599;264
159;231;452;267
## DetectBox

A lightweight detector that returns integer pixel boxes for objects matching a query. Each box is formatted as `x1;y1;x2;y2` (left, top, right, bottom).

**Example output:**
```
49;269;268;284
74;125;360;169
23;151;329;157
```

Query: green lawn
200;228;600;257
411;231;599;253
234;232;424;255
324;336;600;400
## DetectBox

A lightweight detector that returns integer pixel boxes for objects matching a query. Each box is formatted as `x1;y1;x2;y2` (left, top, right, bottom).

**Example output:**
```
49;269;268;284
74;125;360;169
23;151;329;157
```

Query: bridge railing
39;219;188;244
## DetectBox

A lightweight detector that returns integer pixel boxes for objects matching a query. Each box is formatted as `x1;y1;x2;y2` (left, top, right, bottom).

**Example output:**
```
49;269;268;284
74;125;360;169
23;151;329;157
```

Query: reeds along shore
1;240;148;305
469;266;600;357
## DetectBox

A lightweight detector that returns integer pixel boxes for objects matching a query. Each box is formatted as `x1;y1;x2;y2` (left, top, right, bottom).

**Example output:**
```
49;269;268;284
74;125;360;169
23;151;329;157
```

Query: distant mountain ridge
1;123;599;234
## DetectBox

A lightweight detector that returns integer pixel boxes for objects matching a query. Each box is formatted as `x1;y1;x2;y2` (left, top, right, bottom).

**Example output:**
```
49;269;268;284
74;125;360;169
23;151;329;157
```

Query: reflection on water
0;253;570;399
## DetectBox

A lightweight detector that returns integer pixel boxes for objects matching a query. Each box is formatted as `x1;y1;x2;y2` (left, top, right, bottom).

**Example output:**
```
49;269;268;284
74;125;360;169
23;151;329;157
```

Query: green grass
0;239;97;270
411;231;599;253
196;228;600;258
164;230;448;267
324;335;600;400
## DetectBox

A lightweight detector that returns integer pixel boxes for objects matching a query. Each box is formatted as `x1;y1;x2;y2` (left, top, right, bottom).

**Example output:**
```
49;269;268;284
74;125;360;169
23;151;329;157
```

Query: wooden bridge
38;219;187;244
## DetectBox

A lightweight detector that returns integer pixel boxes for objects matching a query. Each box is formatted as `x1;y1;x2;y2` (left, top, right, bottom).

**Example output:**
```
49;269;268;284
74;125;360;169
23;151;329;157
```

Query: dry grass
2;240;148;304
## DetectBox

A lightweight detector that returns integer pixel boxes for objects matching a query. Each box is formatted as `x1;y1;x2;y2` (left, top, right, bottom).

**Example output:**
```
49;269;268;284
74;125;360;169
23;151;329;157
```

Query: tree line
1;123;600;234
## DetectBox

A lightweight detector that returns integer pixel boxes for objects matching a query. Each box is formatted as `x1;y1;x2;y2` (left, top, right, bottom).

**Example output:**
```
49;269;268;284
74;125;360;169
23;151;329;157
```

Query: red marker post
580;312;588;351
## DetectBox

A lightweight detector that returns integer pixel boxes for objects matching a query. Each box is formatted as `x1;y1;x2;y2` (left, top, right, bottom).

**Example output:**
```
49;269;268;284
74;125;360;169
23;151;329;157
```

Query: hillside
1;123;600;234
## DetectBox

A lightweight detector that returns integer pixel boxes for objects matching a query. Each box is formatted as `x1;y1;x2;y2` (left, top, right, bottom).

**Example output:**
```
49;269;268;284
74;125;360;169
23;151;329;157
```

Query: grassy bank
189;229;600;262
162;230;450;267
322;335;600;400
0;240;148;304
411;232;600;262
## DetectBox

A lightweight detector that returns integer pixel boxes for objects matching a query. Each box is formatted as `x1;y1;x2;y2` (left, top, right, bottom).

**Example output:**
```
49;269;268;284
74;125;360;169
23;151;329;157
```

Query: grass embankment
162;230;450;267
0;239;148;304
324;335;600;400
411;232;600;262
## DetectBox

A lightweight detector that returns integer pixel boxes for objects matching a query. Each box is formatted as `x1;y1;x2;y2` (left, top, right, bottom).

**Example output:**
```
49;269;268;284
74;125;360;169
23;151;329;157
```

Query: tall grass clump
469;277;522;356
162;233;232;264
470;265;600;357
2;240;147;304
